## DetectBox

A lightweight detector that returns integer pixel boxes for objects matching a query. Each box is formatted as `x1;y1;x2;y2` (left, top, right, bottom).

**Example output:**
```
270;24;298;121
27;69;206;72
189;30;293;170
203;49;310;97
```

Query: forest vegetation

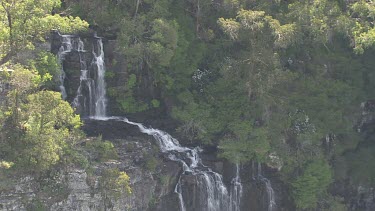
1;0;375;210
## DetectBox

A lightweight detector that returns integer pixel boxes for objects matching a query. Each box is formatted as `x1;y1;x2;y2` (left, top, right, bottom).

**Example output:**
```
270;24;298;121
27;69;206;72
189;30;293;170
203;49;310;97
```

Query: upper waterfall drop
57;35;74;100
57;33;107;117
92;38;107;117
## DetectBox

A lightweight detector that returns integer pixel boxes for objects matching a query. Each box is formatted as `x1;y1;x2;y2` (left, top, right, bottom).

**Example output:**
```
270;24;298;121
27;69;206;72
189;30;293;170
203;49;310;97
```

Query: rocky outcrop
0;135;182;211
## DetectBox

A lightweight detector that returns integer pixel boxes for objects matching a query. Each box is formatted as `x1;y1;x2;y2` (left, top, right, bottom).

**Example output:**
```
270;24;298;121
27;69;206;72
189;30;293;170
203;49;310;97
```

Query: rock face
0;134;181;211
0;117;290;211
0;33;293;211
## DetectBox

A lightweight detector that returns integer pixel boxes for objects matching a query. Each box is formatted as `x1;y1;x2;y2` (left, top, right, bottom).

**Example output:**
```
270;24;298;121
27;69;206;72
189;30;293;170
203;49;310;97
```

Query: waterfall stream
229;164;243;211
58;34;245;211
92;38;107;117
57;34;107;117
57;35;75;99
95;116;246;211
254;161;277;211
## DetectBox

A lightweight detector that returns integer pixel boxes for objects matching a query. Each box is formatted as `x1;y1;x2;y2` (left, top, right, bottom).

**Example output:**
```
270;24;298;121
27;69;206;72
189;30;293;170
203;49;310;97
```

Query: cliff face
0;33;288;211
0;116;291;211
0;134;181;211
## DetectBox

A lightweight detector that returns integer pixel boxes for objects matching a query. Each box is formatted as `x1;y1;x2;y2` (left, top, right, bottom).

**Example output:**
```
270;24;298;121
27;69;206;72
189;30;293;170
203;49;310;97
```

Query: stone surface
0;135;181;211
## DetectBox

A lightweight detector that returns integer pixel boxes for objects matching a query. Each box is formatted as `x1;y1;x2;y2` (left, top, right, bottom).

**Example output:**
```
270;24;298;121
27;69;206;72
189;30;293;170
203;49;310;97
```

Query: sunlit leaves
219;9;296;49
217;18;240;40
22;91;81;171
100;168;132;199
0;0;88;62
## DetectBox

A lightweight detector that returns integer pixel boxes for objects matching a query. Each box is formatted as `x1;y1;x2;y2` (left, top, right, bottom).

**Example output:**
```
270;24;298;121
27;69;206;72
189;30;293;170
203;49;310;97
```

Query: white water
92;38;107;117
229;164;243;211
57;35;75;99
58;36;106;117
255;162;276;211
122;117;230;211
67;35;243;210
71;39;95;116
94;116;237;211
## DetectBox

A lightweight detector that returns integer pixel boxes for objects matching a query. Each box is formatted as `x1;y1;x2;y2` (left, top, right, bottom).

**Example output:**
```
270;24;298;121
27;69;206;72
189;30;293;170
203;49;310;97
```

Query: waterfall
175;178;186;211
92;38;107;117
94;116;232;211
122;117;230;211
255;162;277;211
72;39;95;116
57;35;75;99
57;34;107;117
66;35;242;210
229;164;243;211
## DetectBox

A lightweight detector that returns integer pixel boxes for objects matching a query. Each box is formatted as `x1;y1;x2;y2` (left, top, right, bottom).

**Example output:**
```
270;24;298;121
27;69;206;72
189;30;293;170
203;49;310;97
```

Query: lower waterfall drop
95;116;233;211
256;162;277;211
229;164;243;211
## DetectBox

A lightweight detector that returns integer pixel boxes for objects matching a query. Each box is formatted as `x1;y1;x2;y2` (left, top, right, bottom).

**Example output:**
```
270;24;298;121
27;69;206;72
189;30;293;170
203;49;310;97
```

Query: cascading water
58;34;107;117
57;35;75;99
63;35;243;210
93;115;247;211
254;162;277;211
71;39;95;116
92;38;107;117
120;117;230;211
229;164;243;211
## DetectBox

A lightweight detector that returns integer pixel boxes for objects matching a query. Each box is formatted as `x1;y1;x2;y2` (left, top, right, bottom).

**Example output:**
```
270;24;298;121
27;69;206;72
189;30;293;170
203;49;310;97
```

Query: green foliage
0;0;88;63
0;161;14;169
3;0;375;207
127;74;137;90
86;139;118;162
0;65;83;174
291;159;332;209
143;152;160;172
100;168;132;200
118;96;149;114
104;70;115;79
29;51;60;89
321;195;348;211
151;99;160;108
21;91;81;171
62;148;89;169
341;143;375;186
219;126;270;163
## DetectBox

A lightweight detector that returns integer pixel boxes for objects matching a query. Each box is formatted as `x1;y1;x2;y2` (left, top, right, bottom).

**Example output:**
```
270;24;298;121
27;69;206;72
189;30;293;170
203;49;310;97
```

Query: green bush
291;159;332;209
100;168;132;200
118;96;149;113
86;139;118;162
151;99;160;108
143;153;159;172
29;51;60;89
105;71;115;79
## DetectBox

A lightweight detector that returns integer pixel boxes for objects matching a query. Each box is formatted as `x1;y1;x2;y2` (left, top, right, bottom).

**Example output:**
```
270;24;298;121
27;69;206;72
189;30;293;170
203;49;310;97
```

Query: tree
21;90;81;171
219;123;270;163
0;0;88;64
291;159;332;209
6;65;41;126
100;168;132;208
